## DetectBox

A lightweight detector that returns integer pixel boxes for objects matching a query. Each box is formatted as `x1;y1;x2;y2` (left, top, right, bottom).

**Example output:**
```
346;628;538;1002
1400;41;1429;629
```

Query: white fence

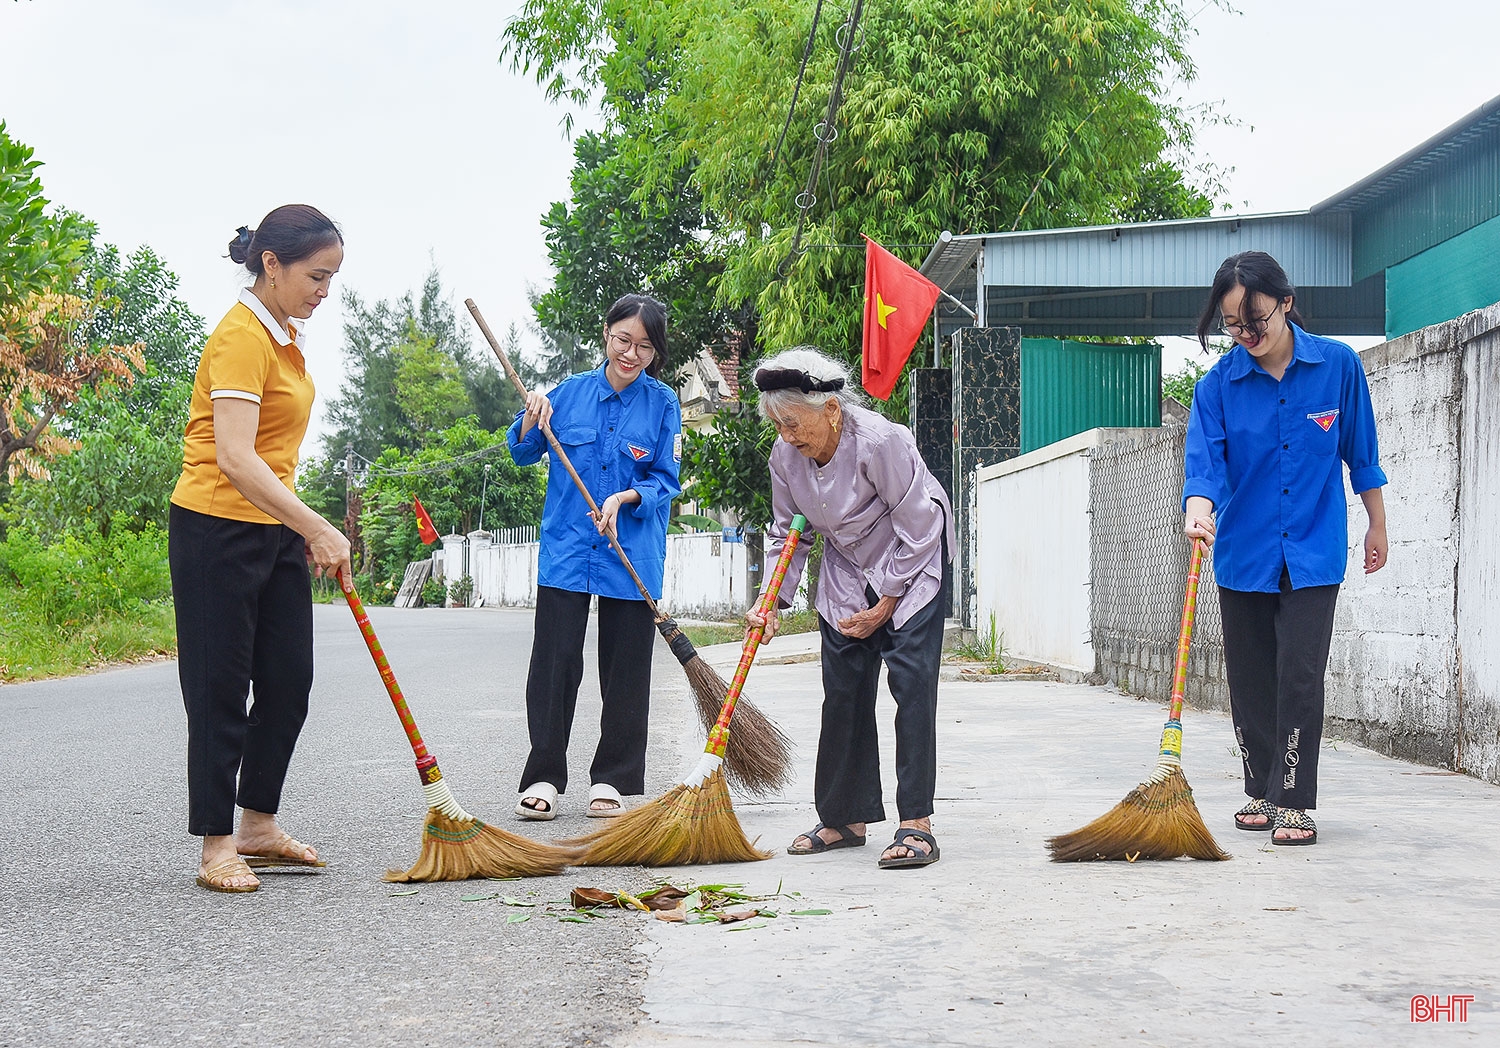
435;531;789;620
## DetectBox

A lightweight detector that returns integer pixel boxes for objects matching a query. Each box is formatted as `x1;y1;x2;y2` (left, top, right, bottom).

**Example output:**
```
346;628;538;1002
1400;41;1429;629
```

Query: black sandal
1271;808;1318;846
1234;798;1277;832
786;822;866;855
878;828;940;869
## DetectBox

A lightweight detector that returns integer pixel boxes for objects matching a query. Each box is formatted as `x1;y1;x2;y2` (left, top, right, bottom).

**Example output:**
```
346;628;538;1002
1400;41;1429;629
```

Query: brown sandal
196;857;260;893
238;832;326;869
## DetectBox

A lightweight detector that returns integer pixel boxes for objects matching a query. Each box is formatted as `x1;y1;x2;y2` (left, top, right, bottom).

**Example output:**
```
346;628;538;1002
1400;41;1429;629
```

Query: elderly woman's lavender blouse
764;404;954;630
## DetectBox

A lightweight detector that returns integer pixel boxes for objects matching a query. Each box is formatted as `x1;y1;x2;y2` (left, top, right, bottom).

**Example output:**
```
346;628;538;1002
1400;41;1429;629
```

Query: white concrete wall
973;431;1101;672
460;532;761;619
1457;313;1500;781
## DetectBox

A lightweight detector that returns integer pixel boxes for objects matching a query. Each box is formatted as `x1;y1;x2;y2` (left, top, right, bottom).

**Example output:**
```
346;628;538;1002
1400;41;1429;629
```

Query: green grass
682;608;819;648
948;611;1007;673
0;595;177;683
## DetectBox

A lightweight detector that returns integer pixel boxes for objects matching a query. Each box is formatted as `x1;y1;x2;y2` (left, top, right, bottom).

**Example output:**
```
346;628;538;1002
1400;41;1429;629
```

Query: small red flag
413;498;439;545
862;235;942;400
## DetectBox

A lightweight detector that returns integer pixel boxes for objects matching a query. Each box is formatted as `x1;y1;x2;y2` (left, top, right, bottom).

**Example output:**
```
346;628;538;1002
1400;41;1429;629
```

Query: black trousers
1218;570;1340;811
518;585;656;796
169;504;314;837
813;580;947;827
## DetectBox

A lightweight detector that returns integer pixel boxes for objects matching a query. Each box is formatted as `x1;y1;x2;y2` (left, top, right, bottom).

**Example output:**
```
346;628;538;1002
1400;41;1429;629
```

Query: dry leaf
640;885;690;910
655;910;686;923
570;887;624;908
715;908;762;924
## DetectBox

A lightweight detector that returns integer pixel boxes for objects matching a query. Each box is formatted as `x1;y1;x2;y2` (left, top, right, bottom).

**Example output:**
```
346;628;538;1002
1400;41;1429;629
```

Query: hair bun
227;225;254;264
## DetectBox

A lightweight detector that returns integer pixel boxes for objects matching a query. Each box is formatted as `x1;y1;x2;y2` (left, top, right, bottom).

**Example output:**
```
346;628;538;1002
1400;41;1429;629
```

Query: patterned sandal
1271;808;1318;846
1234;798;1278;832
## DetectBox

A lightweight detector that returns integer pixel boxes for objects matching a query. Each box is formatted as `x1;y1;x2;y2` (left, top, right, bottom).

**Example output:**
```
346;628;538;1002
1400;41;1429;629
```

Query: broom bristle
1046;766;1230;862
563;770;772;867
384;810;582;881
686;657;795;798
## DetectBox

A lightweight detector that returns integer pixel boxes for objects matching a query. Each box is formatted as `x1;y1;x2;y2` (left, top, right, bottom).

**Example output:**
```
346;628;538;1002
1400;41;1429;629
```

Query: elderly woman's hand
838;595;898;639
746;602;781;643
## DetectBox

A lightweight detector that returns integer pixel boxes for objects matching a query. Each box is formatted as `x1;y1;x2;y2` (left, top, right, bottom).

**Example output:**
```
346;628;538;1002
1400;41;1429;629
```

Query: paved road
4;608;1498;1047
0;604;690;1048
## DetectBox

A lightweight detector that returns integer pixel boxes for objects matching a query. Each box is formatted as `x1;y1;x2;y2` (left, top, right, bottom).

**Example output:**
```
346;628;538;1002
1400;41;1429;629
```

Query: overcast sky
4;0;1498;451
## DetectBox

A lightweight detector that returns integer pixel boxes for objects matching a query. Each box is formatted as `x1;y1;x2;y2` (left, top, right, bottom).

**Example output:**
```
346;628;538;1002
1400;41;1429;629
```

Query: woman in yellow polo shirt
169;204;351;893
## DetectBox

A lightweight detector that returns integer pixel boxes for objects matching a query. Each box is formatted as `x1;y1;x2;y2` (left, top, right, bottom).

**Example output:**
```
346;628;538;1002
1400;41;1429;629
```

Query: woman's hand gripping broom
1046;540;1230;862
339;570;578;880
565;515;809;867
464;298;793;798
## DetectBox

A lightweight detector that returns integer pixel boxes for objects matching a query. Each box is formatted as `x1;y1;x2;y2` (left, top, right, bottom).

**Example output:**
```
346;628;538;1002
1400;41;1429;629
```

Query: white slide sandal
587;782;624;818
516;782;559;821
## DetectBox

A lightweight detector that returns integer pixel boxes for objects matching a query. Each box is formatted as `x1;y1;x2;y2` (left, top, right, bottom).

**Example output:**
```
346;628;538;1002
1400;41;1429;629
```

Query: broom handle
1167;540;1205;723
704;515;806;755
464;298;665;619
338;569;440;780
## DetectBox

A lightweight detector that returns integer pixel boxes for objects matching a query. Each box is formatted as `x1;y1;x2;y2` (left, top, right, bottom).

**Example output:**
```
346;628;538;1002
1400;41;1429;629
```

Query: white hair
753;346;865;419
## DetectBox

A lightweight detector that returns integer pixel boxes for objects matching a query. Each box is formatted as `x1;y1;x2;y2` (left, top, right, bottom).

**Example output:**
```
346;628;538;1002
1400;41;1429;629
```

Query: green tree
322;269;520;461
0;121;89;317
533;131;735;376
679;405;776;529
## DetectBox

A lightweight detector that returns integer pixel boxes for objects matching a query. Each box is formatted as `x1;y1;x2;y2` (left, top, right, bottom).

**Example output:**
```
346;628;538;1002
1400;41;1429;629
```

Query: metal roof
919;93;1500;340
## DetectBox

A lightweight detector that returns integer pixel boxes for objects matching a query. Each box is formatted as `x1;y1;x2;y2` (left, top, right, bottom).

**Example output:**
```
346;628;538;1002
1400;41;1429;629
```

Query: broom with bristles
465;298;794;797
338;570;579;880
565;515;809;867
1047;540;1230;862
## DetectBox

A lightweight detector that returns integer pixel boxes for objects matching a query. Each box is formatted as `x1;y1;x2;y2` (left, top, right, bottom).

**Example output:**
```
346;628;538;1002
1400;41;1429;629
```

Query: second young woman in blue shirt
507;294;682;820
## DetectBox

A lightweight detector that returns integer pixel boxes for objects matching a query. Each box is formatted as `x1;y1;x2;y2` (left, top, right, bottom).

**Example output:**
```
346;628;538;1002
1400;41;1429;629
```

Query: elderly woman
745;347;954;869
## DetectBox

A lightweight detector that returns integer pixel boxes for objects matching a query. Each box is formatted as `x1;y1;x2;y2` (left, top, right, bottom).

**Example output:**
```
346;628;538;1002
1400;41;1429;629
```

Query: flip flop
516;782;559;821
196;856;260;893
1234;798;1277;832
787;822;866;855
1271;808;1318;846
878;827;940;869
587;783;624;818
238;832;326;868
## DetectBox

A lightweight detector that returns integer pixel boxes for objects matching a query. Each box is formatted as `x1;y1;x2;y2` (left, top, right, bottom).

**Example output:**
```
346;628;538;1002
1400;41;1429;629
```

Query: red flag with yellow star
413;498;439;545
861;236;942;400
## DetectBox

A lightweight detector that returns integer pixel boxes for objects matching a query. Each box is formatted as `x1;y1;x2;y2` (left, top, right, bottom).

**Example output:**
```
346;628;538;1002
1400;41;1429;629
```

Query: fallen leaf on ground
715;909;762;924
639;885;689;910
655;910;686;923
571;887;627;909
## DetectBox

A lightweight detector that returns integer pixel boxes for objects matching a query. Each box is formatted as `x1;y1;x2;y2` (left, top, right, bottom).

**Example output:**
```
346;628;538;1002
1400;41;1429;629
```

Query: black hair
1196;250;1308;349
603;293;668;379
228;204;343;277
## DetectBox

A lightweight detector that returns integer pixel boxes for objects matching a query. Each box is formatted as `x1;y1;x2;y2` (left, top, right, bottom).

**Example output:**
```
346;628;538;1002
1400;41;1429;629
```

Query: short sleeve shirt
170;288;315;524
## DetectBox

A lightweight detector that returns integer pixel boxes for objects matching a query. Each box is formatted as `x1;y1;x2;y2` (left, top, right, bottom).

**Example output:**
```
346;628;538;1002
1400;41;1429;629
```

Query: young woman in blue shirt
1183;251;1388;846
507;294;682;820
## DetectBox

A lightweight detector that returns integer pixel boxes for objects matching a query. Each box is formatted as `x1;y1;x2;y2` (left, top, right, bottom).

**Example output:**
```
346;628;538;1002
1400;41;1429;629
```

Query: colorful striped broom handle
1154;539;1205;772
338;569;442;782
704;515;807;756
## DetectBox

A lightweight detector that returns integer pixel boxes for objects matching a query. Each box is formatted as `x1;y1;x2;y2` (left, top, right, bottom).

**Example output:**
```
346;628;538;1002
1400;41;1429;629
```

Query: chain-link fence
1088;424;1229;712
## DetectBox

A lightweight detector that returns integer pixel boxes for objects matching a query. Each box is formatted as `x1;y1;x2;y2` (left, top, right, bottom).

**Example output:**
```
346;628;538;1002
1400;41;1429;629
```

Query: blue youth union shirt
1183;324;1387;593
507;365;682;601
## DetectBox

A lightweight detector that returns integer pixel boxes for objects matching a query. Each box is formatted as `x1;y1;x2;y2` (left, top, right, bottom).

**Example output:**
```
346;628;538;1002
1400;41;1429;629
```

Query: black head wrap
753;368;846;394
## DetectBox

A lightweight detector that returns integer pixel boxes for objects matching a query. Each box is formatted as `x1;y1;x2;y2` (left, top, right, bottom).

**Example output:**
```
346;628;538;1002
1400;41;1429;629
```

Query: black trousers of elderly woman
813;573;949;828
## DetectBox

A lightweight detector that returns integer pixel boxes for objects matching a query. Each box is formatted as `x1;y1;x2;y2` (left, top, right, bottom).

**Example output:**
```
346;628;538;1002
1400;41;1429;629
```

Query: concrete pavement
621;630;1500;1047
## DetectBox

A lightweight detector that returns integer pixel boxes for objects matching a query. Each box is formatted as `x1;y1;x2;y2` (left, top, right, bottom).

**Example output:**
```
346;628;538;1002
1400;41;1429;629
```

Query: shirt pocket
1299;403;1341;455
619;430;657;482
553;425;597;476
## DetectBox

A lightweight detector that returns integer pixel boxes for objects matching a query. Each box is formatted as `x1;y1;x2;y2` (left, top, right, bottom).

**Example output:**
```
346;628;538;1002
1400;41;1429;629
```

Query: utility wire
770;0;826;167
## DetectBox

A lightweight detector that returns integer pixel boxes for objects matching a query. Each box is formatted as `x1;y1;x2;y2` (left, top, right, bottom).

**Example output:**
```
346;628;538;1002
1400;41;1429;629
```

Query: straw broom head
385;811;582;881
564;769;772;867
1046;764;1230;862
686;656;794;797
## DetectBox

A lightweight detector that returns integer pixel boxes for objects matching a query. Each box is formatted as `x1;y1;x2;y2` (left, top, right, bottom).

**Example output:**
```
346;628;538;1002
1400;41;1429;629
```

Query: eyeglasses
606;330;655;361
1219;305;1282;338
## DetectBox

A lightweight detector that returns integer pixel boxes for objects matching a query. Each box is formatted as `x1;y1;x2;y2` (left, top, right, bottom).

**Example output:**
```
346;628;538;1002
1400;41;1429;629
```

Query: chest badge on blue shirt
1307;409;1339;432
627;443;650;461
